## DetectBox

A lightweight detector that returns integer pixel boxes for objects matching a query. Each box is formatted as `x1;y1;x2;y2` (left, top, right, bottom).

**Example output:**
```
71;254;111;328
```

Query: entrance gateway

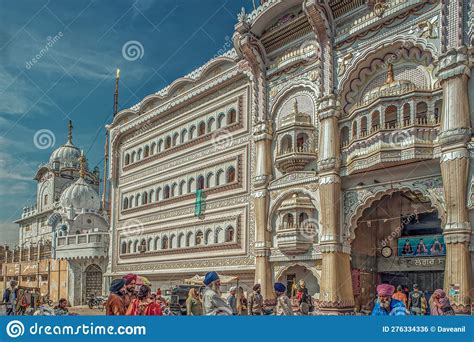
350;191;445;311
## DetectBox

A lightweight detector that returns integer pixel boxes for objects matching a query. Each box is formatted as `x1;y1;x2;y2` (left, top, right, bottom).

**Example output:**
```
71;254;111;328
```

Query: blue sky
0;0;254;245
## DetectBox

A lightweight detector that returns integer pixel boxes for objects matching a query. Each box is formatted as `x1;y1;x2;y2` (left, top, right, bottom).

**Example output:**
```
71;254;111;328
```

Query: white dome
59;177;100;211
49;142;81;169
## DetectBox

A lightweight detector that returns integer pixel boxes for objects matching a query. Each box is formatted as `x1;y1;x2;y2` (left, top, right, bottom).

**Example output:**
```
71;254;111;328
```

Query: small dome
59;177;100;211
49;120;81;169
279;193;314;211
59;152;100;211
280;99;312;128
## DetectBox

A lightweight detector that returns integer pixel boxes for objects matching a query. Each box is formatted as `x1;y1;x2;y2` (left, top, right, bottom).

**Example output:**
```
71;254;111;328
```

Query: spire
385;63;394;84
114;68;120;117
67;120;73;144
79;150;86;178
293;99;299;113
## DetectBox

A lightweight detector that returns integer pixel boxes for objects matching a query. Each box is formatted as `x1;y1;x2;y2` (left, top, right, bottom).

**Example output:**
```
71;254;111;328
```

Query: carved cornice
440;148;470;163
438;128;471;148
318;158;340;173
317;94;341;120
443;228;471;244
252;120;273;140
437;46;471;82
319;174;341;185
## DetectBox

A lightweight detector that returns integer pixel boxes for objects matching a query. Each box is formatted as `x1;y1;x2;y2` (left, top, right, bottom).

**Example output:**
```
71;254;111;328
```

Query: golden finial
68;120;73;144
116;68;120;79
385;63;394;84
79;151;86;178
293;99;299;113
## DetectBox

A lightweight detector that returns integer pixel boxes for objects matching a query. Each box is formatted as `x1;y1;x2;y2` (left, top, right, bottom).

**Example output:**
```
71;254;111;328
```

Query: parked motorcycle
87;294;106;311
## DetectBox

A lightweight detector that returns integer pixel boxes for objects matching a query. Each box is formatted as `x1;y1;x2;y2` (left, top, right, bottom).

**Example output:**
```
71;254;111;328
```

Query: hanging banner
398;235;445;257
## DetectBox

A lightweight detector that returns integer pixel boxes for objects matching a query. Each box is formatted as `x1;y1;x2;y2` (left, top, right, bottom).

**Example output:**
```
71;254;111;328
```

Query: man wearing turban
122;274;137;309
201;272;233;315
372;284;408;316
105;278;127;315
274;282;293;316
248;284;264;315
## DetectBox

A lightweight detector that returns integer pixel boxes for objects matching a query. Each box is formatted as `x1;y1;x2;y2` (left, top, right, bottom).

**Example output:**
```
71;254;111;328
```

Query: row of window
123;108;237;167
120;226;235;254
341;100;442;146
122;166;236;210
278;132;312;155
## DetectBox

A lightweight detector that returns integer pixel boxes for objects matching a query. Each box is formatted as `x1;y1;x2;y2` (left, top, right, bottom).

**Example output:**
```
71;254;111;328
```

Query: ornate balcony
341;118;440;175
56;231;109;260
276;224;315;255
275;145;317;173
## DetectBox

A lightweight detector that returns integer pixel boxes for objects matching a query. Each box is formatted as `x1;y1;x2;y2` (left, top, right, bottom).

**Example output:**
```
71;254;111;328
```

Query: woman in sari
126;285;162;316
429;289;455;316
236;286;248;315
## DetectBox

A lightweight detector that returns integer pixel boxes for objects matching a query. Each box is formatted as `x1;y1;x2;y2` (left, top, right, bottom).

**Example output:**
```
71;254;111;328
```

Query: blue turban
203;271;219;285
110;278;126;293
274;282;286;293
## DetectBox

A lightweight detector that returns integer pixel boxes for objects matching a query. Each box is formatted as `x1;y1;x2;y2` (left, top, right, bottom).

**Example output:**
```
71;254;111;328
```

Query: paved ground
69;305;105;316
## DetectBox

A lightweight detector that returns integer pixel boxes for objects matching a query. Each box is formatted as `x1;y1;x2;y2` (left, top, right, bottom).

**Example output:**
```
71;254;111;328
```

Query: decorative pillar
253;121;273;299
437;46;472;314
317;95;354;314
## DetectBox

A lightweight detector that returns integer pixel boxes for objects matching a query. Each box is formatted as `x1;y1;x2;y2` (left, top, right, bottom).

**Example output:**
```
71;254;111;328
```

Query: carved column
317;95;354;314
253;121;273;299
437;46;472;314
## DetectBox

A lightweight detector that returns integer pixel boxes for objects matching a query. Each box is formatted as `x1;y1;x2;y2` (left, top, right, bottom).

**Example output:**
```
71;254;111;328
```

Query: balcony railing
276;145;315;157
56;232;109;259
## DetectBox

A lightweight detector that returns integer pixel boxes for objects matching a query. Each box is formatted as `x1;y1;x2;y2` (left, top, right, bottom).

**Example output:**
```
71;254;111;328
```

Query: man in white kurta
202;272;233;316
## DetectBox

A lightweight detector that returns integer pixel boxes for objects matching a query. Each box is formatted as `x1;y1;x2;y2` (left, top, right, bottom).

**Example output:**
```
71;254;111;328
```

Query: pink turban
377;284;395;296
123;274;137;285
434;289;446;298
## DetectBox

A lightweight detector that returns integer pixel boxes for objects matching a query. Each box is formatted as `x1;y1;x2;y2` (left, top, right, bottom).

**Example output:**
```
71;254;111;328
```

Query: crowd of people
371;283;455;316
105;272;313;316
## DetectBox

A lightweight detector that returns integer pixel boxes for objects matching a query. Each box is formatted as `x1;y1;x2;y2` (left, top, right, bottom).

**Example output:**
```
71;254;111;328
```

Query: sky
0;0;254;245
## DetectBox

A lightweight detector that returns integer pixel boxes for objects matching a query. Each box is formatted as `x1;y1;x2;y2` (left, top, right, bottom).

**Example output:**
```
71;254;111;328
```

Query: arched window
216;170;224;186
162;236;169;249
296;133;308;151
149;190;154;203
154;237;160;250
299;212;308;225
214;228;222;244
165;136;172;149
127;241;133;253
178;233;184;248
155;188;161;201
186;232;193;247
172;133;179;146
133;240;139;253
197;175;205;190
147;238;152;251
125;154;130;166
371;111;380;131
158;139;163;152
121;242;127;254
207;117;215;132
135;194;141;207
163;185;170;199
352;121;358;139
280;135;292;154
227;109;236;124
198;122;206;136
131;151;136;163
188;178;195;193
142;192;148;205
137;148;142;161
195;231;203;245
189;126;196;140
416;102;428;124
206;173;214;188
226;166;235;183
129;196;134;208
340;127;350;146
285;214;294;228
403;103;411;126
180;129;187;144
170;235;175;249
360;117;368;136
385;105;398;128
144;145;150;158
44;194;48;206
205;229;212;245
171;183;177;197
434;99;442;123
150;143;156;155
179;180;186;195
225;226;234;242
140;239;146;252
123;197;129;210
217;113;226;128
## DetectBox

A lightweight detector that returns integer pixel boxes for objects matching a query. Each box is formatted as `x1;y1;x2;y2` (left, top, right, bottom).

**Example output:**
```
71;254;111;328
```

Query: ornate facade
3;123;109;306
107;0;473;313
